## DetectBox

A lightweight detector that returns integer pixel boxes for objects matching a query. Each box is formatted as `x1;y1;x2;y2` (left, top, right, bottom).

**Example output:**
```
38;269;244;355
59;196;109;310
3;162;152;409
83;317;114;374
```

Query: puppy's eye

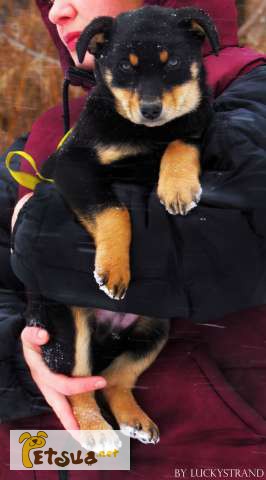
166;58;180;69
119;61;133;72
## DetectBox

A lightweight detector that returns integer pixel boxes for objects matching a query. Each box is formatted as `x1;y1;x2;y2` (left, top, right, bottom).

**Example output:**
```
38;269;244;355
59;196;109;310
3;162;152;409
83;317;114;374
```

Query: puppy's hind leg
25;296;121;451
68;306;121;452
100;317;170;444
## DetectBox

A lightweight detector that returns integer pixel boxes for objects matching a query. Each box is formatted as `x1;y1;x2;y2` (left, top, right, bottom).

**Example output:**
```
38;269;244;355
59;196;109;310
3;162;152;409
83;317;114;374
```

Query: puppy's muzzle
140;100;162;121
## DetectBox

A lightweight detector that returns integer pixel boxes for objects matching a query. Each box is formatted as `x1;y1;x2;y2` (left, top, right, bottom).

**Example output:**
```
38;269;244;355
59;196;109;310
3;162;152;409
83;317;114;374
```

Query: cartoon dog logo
19;431;48;468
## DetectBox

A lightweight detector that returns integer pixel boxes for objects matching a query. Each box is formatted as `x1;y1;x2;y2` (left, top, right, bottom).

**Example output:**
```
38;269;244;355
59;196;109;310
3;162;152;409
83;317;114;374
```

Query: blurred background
0;0;266;152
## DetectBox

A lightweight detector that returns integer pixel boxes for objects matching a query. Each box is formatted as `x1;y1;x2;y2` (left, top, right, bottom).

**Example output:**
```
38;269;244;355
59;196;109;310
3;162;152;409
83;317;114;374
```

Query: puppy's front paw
94;255;130;300
158;178;202;216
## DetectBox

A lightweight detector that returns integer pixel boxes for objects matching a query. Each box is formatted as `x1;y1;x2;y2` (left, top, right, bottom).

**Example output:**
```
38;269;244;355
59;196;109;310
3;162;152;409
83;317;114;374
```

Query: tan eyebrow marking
160;50;169;63
129;53;139;66
191;20;205;36
190;62;199;79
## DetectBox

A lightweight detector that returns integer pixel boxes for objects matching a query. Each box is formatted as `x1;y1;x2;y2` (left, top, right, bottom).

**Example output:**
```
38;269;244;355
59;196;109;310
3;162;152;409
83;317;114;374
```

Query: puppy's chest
96;144;163;185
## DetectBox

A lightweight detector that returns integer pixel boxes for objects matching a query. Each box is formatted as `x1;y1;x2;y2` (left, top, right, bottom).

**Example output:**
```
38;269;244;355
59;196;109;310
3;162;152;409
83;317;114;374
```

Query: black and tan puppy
36;5;219;449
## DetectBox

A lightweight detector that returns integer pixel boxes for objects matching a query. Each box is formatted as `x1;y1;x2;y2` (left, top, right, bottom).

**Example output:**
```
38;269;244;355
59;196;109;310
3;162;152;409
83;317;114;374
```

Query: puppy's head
77;6;220;127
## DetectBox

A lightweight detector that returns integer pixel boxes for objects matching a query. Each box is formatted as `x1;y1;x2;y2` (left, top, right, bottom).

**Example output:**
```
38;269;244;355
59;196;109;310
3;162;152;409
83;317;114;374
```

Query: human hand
11;193;33;232
21;326;107;431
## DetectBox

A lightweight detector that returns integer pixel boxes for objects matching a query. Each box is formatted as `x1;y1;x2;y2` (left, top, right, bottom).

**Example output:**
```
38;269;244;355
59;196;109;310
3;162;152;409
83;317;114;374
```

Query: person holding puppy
1;0;266;477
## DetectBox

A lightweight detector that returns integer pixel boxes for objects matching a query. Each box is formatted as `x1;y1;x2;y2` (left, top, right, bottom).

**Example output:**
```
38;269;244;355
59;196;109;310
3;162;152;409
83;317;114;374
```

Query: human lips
63;31;81;51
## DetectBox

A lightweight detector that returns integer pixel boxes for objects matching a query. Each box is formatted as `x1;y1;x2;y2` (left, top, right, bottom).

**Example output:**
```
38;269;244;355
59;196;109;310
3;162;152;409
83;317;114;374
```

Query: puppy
34;5;219;449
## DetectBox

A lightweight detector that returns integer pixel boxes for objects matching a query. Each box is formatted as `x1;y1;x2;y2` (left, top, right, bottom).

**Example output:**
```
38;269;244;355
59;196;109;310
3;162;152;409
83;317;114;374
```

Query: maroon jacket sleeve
18;95;87;200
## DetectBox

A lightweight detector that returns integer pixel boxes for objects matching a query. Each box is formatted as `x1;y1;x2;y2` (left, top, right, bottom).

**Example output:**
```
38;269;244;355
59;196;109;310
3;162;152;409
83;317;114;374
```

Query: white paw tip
97;281;126;301
166;207;177;215
99;283;115;299
120;424;159;444
187;200;197;211
79;431;122;453
94;270;103;286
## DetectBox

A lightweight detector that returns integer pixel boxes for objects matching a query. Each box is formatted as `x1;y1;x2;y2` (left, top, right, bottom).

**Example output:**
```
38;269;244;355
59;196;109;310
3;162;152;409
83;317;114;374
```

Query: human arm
201;64;266;213
0;138;107;430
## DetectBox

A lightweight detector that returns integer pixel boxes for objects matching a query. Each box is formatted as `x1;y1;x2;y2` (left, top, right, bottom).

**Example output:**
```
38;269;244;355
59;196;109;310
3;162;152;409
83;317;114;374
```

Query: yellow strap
56;127;73;149
5;128;73;191
5;151;54;190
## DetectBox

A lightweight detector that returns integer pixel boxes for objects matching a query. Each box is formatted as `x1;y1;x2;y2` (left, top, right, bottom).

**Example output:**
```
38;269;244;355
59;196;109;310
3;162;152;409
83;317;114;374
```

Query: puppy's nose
32;438;37;444
140;101;162;120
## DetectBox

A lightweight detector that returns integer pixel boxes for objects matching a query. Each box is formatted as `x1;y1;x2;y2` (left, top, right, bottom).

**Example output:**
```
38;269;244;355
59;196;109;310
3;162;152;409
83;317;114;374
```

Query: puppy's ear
176;7;220;55
76;16;114;63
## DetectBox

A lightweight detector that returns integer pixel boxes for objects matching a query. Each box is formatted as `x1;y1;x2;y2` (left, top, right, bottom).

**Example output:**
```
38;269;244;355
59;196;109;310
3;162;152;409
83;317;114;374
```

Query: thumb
21;326;50;351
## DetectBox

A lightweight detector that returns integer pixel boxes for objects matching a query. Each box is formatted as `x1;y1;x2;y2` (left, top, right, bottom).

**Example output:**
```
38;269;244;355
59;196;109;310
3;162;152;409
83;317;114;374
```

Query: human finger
21;327;107;395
